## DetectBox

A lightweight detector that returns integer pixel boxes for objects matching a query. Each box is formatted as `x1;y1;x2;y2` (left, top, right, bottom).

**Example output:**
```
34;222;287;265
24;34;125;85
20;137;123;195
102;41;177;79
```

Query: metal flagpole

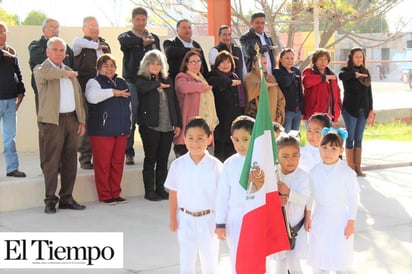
255;42;292;241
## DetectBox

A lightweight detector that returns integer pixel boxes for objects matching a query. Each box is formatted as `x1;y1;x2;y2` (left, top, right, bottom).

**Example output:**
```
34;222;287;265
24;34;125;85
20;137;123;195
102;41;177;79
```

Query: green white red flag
236;61;290;274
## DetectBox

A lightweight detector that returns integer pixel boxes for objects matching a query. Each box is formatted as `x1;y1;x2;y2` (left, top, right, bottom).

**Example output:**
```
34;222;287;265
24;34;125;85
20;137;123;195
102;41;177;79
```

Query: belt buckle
195;210;210;217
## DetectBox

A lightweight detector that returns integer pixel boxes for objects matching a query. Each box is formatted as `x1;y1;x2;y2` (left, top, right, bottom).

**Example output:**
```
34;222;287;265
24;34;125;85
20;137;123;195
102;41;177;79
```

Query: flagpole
276;165;292;240
255;42;292;241
236;43;291;273
254;43;264;78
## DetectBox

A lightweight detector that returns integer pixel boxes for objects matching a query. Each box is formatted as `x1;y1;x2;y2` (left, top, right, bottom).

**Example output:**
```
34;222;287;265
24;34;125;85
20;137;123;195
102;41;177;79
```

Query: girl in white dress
305;128;359;274
299;113;332;172
215;115;255;273
273;134;310;274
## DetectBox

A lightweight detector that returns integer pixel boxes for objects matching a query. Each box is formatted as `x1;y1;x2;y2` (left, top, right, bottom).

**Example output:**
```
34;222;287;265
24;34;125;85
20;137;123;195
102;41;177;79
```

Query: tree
343;15;389;34
96;0;129;27
22;10;47;25
0;7;20;26
128;0;408;68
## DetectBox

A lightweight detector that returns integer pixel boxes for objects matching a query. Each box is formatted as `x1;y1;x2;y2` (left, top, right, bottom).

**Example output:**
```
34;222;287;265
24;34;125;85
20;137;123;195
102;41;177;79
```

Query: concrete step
0;141;159;212
0;167;145;212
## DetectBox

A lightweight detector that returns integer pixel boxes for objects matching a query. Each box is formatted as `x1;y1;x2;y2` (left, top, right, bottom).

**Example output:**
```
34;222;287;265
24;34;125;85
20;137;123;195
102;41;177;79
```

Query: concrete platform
1;140;412;213
0;165;411;274
0;140;411;273
0;140;150;212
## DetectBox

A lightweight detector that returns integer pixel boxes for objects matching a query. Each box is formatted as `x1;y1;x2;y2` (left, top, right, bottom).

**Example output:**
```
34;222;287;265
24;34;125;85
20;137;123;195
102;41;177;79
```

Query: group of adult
0;9;373;213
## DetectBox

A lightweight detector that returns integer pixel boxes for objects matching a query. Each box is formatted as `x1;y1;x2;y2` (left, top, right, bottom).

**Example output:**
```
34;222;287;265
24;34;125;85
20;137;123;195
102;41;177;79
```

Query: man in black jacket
28;18;74;113
240;12;276;73
118;7;160;165
163;19;209;82
0;23;26;178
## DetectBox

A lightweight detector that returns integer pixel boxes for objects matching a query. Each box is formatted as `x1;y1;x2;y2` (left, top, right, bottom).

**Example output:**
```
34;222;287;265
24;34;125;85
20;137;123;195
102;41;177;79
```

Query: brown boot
354;147;366;177
345;148;355;171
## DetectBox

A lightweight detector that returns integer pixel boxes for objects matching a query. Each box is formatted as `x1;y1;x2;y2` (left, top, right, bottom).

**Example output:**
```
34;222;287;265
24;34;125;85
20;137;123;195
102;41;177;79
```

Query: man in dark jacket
240;12;276;73
209;25;246;80
72;16;111;170
163;19;209;82
118;7;160;165
0;23;26;177
28;18;74;112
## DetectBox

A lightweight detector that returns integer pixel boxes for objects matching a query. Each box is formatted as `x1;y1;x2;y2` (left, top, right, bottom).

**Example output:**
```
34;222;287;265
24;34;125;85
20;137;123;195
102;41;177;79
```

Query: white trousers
177;211;219;274
315;270;348;274
275;251;303;274
226;207;242;274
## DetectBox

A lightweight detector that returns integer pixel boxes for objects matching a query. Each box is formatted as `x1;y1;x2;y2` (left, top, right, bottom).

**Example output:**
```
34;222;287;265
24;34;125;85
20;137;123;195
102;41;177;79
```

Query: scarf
217;70;246;107
187;71;219;131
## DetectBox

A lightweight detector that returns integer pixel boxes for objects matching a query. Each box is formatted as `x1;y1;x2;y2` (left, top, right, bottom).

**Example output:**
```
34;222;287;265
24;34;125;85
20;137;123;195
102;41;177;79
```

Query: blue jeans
125;81;138;157
342;108;367;149
284;110;302;132
0;98;19;173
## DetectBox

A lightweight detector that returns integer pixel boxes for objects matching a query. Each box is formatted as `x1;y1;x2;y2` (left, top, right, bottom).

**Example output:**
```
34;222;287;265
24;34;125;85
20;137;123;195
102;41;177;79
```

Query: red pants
89;135;127;201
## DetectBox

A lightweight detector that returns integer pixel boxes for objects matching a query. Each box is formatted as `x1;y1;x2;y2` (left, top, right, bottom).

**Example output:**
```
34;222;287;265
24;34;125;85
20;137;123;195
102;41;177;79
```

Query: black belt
59;111;76;117
180;208;211;217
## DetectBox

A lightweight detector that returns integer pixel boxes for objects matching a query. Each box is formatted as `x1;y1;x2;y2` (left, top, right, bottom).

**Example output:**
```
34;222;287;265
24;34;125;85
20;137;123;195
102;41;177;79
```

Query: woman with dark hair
136;49;182;201
273;48;304;132
174;50;219;157
207;50;245;162
85;54;131;205
302;48;341;123
339;47;374;177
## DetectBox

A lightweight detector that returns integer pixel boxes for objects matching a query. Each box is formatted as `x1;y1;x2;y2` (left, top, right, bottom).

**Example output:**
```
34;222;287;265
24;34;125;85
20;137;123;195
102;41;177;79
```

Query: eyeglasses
188;60;202;65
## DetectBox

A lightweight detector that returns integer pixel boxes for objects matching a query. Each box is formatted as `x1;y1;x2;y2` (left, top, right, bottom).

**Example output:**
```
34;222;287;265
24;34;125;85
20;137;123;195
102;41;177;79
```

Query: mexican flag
236;66;290;273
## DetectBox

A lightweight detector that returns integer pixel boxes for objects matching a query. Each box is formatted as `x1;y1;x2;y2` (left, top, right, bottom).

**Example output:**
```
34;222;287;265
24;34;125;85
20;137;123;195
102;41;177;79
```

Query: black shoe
44;203;56;214
102;199;117;205
144;192;162;202
80;162;94;170
115;197;128;204
125;156;135;165
156;189;169;200
58;200;86;210
7;170;26;177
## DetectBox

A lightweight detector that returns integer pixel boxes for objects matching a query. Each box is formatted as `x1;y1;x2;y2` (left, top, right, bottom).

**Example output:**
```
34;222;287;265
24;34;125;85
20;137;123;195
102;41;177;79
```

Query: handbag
245;97;259;118
288;217;305;250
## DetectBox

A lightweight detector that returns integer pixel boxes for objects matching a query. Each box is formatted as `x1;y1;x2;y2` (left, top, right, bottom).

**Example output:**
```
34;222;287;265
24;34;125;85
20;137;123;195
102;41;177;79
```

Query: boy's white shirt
165;151;222;211
215;153;247;225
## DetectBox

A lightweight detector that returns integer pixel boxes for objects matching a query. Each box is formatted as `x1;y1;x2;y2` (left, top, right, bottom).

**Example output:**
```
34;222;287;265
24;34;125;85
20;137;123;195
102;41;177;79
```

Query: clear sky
1;0;411;32
1;0;134;26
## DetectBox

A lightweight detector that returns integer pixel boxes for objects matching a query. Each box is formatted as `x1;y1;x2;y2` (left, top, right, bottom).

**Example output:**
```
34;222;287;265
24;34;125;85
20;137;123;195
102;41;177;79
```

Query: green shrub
296;120;412;146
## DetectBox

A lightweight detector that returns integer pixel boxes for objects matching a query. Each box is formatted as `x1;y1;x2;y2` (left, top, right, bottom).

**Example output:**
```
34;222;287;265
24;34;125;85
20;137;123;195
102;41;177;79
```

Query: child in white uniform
215;115;255;273
299;114;332;172
305;128;359;274
165;117;223;274
273;134;310;274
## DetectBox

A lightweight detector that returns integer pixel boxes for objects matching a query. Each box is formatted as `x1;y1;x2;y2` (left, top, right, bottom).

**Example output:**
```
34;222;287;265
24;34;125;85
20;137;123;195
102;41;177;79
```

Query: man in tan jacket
34;37;86;214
